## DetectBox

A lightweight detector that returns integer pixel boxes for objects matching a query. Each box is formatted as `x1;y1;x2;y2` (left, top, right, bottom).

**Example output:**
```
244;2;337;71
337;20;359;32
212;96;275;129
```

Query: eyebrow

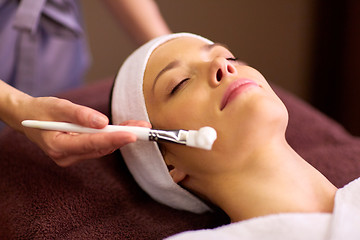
151;43;230;93
151;60;180;92
202;42;230;51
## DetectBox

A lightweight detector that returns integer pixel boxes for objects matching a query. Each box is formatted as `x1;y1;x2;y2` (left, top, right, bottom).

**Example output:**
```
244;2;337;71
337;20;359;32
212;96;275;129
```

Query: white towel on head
111;33;213;213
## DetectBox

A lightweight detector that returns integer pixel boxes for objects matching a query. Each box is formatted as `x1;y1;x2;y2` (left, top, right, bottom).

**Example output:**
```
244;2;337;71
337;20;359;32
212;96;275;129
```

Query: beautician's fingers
45;131;137;167
53;98;109;129
36;120;152;166
120;119;152;128
19;95;152;166
28;97;109;129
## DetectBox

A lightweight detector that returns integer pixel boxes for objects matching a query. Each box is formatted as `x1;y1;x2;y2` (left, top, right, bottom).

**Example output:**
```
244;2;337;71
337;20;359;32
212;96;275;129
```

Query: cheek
156;104;203;130
152;90;213;130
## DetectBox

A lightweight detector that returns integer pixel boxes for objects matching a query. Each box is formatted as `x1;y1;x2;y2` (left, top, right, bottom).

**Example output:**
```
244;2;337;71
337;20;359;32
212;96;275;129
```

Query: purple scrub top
0;0;91;96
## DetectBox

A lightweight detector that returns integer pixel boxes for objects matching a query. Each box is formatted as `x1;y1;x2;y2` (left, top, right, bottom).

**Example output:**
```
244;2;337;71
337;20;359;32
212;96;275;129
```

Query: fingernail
92;115;108;127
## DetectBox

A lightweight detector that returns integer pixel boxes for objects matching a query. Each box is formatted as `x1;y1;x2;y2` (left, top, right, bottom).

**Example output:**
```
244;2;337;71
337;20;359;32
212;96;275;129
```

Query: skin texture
142;37;337;222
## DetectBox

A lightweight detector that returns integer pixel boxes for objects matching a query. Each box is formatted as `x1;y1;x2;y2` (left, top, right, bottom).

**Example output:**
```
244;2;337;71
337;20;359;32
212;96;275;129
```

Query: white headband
111;33;213;213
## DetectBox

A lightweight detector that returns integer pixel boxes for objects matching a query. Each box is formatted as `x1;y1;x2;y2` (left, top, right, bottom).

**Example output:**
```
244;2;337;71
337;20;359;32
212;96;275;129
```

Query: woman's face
143;37;288;177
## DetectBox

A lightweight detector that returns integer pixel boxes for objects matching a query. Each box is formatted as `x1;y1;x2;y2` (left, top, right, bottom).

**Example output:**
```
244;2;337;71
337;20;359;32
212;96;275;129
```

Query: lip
220;79;259;110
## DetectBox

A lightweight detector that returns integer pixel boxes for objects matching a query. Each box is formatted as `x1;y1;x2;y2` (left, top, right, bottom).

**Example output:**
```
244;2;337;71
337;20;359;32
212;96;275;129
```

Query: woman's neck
203;138;337;222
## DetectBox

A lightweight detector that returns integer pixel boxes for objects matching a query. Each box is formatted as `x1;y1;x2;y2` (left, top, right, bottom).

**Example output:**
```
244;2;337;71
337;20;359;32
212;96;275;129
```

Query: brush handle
21;120;150;141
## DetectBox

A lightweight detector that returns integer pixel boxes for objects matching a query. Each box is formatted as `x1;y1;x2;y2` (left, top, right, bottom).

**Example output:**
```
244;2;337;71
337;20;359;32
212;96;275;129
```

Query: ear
169;168;187;183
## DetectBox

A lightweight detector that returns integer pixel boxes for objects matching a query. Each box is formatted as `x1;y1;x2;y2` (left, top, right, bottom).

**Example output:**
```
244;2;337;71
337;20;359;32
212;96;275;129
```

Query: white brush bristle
186;127;217;150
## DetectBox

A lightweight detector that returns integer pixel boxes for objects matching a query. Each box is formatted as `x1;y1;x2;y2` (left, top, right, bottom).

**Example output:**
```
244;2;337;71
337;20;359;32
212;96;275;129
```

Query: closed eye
227;57;247;66
170;78;190;95
226;57;238;61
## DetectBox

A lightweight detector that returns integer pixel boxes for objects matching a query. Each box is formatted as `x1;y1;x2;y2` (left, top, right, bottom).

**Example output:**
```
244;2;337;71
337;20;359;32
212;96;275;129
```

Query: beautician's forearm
101;0;171;45
0;80;32;133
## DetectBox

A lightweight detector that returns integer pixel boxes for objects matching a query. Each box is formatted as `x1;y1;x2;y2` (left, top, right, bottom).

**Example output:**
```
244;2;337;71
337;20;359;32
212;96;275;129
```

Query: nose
210;57;237;86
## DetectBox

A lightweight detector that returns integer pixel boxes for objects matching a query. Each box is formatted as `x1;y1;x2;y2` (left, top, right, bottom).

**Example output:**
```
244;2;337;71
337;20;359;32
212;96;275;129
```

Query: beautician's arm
0;80;150;167
102;0;171;45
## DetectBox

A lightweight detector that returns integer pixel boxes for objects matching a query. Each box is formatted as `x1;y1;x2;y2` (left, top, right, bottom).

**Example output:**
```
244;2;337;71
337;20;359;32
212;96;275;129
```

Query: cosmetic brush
21;120;217;150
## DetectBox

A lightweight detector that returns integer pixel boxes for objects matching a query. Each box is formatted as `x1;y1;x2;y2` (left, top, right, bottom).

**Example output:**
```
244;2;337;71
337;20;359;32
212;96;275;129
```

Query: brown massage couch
1;79;360;239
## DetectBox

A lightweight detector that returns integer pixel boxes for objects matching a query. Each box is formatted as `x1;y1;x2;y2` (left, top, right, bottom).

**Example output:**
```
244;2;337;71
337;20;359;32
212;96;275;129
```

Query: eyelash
170;78;190;95
226;57;238;62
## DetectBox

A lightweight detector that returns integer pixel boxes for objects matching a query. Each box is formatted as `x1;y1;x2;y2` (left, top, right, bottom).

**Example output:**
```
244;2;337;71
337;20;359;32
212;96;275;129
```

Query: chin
219;95;288;150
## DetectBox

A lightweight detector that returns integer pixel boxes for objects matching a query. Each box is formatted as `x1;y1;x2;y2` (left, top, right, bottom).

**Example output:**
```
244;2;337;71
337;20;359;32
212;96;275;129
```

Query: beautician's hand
0;80;151;166
20;97;151;167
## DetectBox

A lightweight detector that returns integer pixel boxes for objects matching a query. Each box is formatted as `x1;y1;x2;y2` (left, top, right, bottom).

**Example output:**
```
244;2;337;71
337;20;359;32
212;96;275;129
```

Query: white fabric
166;178;360;240
111;33;213;213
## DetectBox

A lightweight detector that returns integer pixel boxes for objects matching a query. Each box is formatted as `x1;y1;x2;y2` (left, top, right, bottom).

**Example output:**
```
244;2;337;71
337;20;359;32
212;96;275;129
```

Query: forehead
145;37;209;78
